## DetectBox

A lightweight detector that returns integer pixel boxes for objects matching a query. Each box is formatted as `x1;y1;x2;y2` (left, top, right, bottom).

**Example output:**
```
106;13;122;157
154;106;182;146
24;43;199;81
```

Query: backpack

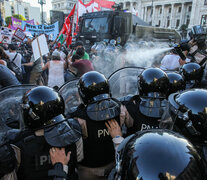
7;53;23;82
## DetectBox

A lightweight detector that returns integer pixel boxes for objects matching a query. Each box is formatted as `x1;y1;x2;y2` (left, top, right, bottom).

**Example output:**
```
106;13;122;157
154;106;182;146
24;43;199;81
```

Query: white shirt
5;50;22;69
160;54;190;70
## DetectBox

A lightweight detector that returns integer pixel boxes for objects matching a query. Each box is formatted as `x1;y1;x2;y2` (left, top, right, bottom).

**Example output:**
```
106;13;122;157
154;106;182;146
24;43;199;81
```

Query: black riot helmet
22;86;65;129
167;72;185;96
168;88;207;141
138;68;169;98
180;62;203;82
78;71;110;104
114;129;206;180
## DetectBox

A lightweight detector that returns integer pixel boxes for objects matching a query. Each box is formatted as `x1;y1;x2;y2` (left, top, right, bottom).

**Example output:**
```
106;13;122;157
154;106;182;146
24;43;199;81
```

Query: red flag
59;4;76;36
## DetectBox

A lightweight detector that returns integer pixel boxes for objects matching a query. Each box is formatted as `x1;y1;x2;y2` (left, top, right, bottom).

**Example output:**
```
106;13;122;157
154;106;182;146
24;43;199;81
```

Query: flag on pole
59;4;76;47
75;0;115;32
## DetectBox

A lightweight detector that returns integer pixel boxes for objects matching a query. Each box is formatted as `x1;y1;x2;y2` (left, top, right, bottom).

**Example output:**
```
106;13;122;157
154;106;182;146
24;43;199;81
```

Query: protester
23;55;43;85
69;48;94;77
160;49;190;71
42;51;66;88
5;44;22;70
72;41;89;60
0;47;9;66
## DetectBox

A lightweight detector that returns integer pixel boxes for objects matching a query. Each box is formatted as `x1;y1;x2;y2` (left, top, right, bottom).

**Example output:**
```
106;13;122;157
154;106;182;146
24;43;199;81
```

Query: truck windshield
82;17;109;33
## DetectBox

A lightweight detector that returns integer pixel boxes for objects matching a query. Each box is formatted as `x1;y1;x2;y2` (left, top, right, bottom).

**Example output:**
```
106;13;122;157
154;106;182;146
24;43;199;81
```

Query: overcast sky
24;0;52;18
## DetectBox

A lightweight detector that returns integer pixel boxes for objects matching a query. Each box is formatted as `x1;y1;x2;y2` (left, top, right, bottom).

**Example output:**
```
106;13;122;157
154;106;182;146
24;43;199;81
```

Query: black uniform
168;88;207;169
0;64;20;89
68;71;121;179
108;129;207;180
120;68;170;136
14;130;77;180
71;102;120;168
12;86;81;180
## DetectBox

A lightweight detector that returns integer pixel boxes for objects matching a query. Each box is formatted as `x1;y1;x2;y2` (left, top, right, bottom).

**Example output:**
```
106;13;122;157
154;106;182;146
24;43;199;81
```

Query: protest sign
11;17;34;30
13;28;26;42
32;34;49;61
22;22;59;40
0;27;12;44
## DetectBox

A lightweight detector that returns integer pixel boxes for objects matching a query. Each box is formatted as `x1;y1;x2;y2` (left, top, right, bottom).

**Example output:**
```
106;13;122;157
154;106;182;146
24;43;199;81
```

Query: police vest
124;95;160;135
14;131;78;180
72;104;120;168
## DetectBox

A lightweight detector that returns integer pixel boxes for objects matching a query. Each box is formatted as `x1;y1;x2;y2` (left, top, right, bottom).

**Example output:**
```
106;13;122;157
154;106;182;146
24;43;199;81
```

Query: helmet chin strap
28;108;40;121
177;110;200;136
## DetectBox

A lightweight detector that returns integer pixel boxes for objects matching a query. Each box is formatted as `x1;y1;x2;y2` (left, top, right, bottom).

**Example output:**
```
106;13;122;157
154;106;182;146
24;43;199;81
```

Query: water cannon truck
76;7;181;51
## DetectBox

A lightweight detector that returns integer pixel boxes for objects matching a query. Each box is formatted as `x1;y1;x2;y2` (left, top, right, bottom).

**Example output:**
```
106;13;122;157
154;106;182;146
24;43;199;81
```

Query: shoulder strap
11;53;18;62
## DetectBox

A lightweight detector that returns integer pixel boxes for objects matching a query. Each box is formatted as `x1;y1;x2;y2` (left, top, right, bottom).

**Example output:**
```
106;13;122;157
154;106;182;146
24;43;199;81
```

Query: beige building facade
116;0;207;29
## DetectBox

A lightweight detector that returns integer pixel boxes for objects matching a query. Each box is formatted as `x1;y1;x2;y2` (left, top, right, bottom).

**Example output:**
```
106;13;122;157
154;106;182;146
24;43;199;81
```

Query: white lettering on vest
98;129;110;138
40;155;48;165
141;124;159;131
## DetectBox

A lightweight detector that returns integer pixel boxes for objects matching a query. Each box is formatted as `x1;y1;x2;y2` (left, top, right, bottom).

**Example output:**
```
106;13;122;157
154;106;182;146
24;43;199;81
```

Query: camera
189;25;206;42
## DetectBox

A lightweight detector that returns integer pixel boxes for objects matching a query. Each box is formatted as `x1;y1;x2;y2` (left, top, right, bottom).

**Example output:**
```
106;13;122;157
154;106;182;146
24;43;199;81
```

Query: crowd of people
0;25;207;180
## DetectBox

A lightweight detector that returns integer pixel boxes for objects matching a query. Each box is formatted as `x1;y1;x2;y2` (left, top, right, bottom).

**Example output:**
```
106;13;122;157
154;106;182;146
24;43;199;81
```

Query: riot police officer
108;129;207;180
188;25;207;66
179;62;203;89
168;88;207;164
0;64;20;89
167;72;186;97
120;67;170;135
69;71;122;180
12;86;81;180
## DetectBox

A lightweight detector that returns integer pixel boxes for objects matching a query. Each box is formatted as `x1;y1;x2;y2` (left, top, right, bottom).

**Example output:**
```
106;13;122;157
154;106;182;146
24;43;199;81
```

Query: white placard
0;27;13;44
14;28;26;41
32;34;49;61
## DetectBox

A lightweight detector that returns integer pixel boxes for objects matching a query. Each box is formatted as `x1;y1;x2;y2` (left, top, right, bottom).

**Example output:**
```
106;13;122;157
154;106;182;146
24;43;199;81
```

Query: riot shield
108;67;145;98
58;79;81;115
0;85;37;129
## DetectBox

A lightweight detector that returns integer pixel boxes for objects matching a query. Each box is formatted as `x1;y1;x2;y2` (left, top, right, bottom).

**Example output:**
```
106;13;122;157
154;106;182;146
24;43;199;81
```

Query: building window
160;8;162;14
11;6;14;15
186;19;190;26
176;19;180;28
167;20;170;27
188;6;192;12
201;15;207;25
178;6;182;13
58;3;60;8
205;0;207;5
169;7;171;13
54;4;57;8
158;20;161;27
61;3;64;7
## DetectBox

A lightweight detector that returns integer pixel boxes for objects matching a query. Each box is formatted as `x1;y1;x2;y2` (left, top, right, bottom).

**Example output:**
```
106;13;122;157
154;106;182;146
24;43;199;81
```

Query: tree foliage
5;14;26;26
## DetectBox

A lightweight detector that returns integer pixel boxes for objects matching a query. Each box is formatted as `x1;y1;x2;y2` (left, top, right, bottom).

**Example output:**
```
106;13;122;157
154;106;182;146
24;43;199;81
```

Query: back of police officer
108;129;206;180
168;88;207;164
120;68;170;135
70;71;121;180
13;86;81;180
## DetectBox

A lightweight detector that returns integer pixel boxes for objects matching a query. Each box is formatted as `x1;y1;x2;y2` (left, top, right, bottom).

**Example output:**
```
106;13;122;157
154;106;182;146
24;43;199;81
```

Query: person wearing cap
5;44;22;70
72;41;89;60
42;50;66;88
12;86;82;180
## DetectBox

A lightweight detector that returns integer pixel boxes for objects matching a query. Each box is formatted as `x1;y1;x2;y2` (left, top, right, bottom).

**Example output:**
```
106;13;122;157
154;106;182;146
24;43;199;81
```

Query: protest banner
0;27;13;44
22;22;59;40
32;34;49;61
11;17;34;30
76;0;114;31
13;28;26;42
